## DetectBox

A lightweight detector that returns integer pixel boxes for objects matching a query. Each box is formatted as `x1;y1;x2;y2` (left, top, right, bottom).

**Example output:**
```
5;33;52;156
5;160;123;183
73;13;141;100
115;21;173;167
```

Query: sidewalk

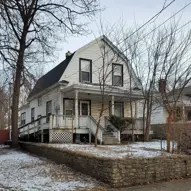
109;179;191;191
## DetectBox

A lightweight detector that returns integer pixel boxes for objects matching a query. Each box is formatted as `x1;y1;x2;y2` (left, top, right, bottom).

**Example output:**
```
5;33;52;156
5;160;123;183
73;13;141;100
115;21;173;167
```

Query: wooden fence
0;129;9;144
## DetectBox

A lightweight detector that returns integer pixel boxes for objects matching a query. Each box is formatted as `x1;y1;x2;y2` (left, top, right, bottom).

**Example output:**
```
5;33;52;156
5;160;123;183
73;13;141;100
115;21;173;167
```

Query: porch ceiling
61;84;143;101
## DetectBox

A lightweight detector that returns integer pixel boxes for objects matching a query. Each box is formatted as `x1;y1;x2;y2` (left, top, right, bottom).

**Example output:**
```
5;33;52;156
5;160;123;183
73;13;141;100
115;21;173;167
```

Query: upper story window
79;58;92;83
38;96;42;106
46;100;52;123
31;108;35;122
112;64;123;86
21;112;26;126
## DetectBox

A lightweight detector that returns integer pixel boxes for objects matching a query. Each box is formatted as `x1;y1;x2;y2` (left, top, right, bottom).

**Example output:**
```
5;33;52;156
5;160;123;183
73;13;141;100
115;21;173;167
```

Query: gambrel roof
28;36;141;100
28;52;74;99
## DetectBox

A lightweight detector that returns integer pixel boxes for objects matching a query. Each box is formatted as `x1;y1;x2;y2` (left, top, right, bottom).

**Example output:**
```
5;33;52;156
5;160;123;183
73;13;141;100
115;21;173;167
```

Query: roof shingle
28;52;74;99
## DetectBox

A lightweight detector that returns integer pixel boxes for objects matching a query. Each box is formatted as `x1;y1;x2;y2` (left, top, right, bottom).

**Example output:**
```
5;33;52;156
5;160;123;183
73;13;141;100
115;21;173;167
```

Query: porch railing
19;114;104;144
50;114;104;144
125;117;144;131
105;117;120;142
19;115;49;137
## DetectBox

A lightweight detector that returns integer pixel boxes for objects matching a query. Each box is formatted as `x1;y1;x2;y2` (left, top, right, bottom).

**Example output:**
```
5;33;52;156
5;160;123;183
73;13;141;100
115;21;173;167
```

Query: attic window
79;58;92;83
112;64;123;86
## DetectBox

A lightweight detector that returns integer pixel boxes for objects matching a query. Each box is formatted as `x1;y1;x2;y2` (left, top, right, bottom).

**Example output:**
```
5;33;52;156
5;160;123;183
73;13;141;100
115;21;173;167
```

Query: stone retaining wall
20;142;191;188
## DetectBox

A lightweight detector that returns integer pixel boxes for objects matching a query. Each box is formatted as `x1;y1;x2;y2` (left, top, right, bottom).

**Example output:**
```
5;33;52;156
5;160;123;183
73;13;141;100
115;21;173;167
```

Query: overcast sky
47;0;191;72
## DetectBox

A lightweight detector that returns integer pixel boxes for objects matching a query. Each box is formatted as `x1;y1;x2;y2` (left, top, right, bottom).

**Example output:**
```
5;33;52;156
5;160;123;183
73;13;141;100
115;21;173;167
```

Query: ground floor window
79;100;90;116
63;99;74;116
21;112;26;125
46;100;52;122
109;102;124;117
31;108;35;122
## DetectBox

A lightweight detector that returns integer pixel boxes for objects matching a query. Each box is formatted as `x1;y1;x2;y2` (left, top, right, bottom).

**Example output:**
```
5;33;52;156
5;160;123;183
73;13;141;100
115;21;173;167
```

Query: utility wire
62;0;177;80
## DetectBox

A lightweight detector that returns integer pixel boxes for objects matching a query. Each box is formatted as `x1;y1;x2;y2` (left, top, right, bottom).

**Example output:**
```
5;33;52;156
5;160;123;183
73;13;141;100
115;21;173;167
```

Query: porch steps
102;132;119;145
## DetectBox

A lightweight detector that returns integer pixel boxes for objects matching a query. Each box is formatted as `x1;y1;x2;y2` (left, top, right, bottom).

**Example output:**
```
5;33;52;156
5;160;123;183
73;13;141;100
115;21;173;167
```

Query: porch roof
61;83;143;100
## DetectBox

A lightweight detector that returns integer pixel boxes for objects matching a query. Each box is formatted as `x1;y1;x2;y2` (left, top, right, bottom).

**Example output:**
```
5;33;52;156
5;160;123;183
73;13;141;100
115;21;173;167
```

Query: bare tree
94;37;121;147
155;25;191;152
0;0;100;147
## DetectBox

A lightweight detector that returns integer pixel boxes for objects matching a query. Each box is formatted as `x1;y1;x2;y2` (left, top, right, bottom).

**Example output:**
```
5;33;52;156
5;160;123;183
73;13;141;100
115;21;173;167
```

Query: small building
19;36;147;144
151;86;191;125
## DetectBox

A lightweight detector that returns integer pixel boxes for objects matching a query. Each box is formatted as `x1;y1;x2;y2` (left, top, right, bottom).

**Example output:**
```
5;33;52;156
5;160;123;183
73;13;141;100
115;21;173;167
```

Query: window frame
21;112;26;126
46;100;52;123
109;101;124;118
112;63;123;87
79;58;92;83
79;100;91;116
38;96;42;106
37;114;42;125
63;98;75;116
31;108;35;122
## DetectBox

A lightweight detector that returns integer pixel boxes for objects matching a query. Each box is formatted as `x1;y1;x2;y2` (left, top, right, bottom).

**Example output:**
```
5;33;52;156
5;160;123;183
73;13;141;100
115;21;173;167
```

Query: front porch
19;84;148;144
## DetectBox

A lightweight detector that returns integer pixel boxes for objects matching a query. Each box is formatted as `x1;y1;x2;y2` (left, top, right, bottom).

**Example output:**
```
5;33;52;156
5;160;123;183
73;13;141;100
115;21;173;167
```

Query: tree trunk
11;39;25;147
94;104;104;147
145;114;151;141
130;102;135;142
11;65;22;147
94;118;101;147
142;100;146;142
166;113;172;153
145;103;152;141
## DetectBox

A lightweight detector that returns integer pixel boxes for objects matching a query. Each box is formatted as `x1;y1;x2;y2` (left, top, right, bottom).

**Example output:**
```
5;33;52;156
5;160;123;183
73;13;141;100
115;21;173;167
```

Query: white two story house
19;36;144;144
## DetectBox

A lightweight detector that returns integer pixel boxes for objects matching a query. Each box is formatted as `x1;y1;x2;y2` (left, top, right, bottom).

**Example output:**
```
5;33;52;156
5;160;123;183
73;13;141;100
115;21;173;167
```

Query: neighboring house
151;85;191;125
19;35;145;144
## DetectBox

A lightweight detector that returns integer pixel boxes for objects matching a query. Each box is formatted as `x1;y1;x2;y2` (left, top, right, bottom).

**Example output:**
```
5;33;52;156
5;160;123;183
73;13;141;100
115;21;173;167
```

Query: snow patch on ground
0;147;104;191
50;140;175;159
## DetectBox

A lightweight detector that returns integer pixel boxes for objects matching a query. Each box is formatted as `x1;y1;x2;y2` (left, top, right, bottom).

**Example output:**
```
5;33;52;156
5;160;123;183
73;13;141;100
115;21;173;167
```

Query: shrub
109;115;134;133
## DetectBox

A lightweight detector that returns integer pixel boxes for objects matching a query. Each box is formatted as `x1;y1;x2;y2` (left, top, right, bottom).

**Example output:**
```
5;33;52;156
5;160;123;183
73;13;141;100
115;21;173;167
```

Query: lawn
0;146;106;191
49;139;176;159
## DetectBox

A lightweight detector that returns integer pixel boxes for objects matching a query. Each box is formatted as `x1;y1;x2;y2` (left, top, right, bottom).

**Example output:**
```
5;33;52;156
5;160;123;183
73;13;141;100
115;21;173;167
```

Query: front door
80;101;90;116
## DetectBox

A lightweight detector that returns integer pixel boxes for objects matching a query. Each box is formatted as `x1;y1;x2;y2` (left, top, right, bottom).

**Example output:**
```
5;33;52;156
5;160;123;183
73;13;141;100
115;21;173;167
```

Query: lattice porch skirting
49;129;73;143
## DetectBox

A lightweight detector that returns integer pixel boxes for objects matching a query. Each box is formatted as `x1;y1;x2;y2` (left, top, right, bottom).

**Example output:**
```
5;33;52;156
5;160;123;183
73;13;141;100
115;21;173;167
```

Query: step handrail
105;117;119;132
88;115;104;130
19;115;47;129
105;117;120;143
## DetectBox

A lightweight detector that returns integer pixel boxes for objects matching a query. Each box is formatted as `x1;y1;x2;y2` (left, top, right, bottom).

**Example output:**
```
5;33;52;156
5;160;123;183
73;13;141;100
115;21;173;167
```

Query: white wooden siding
124;102;135;118
21;87;62;124
91;101;109;127
151;105;167;124
59;39;135;90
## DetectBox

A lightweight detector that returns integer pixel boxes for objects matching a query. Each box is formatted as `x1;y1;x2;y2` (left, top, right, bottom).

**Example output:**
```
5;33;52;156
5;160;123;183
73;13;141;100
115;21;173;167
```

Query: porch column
75;90;80;143
182;102;185;121
134;101;137;118
111;95;115;115
75;90;79;128
60;91;63;115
